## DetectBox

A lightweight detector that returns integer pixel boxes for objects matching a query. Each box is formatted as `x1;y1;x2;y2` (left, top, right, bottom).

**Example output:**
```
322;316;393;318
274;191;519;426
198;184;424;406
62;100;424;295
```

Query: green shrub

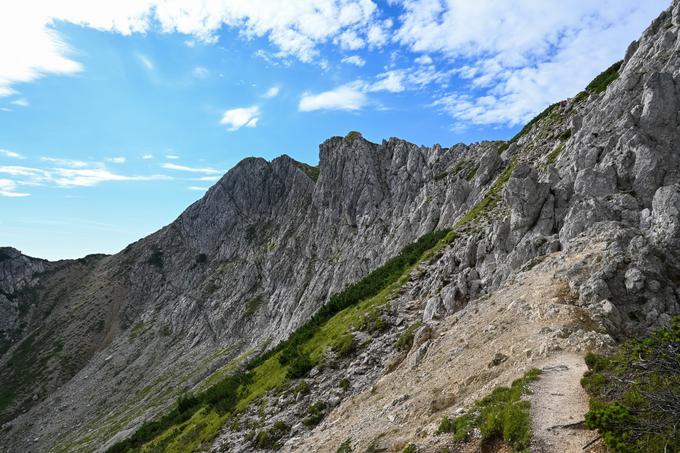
509;103;559;144
464;164;479;181
437;415;454;434
402;444;417;453
357;308;387;333
284;350;313;379
295;162;320;182
336;438;353;453
147;248;163;269
332;333;355;357
446;368;541;451
339;377;350;391
582;317;680;452
574;90;589;103
345;131;362;141
294;380;310;396
545;144;564;167
254;421;289;449
303;401;327;427
244;295;264;318
196;253;208;263
451;413;476;442
585;61;622;94
395;321;422;351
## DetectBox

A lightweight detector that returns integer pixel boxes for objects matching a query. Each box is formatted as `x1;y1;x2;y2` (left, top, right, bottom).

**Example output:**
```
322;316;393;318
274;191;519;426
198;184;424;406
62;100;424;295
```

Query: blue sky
0;0;669;260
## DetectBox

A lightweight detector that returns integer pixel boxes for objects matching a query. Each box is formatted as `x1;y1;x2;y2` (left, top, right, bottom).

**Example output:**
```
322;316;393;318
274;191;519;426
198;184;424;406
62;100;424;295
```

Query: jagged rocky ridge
2;1;680;451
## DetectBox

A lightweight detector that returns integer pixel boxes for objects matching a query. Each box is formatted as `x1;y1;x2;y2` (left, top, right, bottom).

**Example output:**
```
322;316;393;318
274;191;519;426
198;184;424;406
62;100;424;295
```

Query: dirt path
529;353;600;452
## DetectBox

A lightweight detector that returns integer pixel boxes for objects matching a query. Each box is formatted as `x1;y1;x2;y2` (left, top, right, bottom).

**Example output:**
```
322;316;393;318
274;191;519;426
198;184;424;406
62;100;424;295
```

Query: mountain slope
2;1;680;452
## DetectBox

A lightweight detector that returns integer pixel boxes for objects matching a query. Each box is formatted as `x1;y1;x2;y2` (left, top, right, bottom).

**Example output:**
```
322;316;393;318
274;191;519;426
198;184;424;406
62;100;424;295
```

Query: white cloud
193;175;220;182
414;55;432;65
0;1;386;96
220;106;260;131
366;19;392;47
106;156;126;164
397;0;668;125
51;168;168;187
341;55;366;67
299;82;367;112
40;157;89;168
11;98;29;107
192;66;208;78
337;30;364;50
0;165;49;177
188;186;209;191
0;179;29;197
142;154;153;159
0;149;24;159
263;85;280;98
165;154;180;160
161;163;222;174
0;161;168;190
368;70;405;93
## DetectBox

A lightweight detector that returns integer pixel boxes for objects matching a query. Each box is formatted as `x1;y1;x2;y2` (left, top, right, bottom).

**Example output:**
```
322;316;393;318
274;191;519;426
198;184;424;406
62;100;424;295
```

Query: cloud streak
0;149;24;159
161;163;222;174
0;158;171;195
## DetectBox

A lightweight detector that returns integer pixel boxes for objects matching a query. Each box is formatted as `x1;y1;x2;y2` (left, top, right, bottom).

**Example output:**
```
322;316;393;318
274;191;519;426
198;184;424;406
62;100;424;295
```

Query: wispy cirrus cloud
0;158;170;195
161;163;222;174
40;157;89;168
192;66;209;78
0;178;29;197
136;53;154;70
51;168;168;187
11;98;29;107
0;148;24;159
341;55;365;67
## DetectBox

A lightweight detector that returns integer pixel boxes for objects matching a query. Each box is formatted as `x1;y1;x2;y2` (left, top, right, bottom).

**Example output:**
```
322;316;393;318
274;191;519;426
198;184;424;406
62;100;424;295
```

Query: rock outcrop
2;1;680;452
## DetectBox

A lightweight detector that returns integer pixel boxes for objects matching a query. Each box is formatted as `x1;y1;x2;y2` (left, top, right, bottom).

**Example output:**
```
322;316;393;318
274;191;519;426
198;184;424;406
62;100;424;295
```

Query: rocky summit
2;2;680;452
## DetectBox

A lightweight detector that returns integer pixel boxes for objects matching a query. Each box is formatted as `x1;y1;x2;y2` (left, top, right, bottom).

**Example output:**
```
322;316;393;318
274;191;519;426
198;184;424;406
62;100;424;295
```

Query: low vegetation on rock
582;317;680;453
439;368;541;452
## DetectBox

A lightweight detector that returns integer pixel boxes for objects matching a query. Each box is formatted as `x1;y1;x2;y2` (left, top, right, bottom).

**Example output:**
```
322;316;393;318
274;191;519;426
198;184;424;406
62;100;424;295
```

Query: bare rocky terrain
2;1;680;452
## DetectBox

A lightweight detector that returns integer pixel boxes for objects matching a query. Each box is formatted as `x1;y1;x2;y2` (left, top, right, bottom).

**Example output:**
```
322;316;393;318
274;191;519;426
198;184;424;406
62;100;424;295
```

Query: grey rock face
504;163;550;245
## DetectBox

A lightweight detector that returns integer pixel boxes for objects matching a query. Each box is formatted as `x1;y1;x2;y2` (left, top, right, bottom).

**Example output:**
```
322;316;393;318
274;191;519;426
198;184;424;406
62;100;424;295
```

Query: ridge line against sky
0;0;670;259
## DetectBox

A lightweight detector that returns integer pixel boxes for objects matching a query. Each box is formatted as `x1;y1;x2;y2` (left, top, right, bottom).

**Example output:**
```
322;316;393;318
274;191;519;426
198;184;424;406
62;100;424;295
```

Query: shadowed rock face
2;1;680;451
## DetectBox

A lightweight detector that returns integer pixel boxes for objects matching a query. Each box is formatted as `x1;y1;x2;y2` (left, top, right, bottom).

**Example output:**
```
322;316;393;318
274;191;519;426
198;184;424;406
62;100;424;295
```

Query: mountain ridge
2;1;680;451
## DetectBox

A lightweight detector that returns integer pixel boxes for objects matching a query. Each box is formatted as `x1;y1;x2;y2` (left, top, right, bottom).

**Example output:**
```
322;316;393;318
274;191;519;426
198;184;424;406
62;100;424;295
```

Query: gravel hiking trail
529;353;601;452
